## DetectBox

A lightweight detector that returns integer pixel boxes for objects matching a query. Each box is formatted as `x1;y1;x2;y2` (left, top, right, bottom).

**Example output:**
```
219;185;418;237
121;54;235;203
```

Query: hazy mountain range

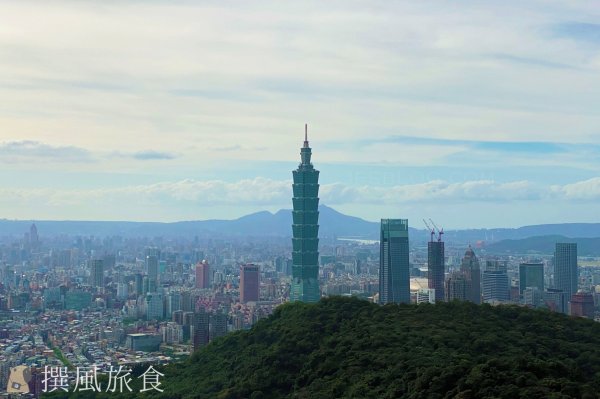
484;235;600;257
1;205;600;248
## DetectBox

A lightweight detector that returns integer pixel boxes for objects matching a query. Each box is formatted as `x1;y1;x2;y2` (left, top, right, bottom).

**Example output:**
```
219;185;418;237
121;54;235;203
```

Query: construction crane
423;219;435;242
429;218;444;242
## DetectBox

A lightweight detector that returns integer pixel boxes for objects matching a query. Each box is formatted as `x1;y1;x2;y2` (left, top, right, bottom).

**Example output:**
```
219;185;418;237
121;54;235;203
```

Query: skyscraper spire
300;124;312;166
304;123;309;148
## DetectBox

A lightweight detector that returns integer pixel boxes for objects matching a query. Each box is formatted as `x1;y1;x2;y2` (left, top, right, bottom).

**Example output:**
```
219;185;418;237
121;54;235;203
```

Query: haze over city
1;1;600;227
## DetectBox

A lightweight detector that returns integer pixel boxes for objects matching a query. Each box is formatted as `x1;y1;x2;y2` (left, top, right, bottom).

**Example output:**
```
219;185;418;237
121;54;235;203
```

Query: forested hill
58;297;600;399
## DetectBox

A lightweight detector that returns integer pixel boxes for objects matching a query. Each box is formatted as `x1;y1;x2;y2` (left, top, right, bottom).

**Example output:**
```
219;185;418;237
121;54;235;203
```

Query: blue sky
0;1;599;228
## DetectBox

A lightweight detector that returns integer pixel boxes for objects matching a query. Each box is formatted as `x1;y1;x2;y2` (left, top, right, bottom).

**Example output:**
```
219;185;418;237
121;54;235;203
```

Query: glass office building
379;219;410;304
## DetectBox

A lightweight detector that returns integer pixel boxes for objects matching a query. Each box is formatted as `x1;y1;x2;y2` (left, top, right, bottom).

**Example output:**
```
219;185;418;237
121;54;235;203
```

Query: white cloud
320;180;542;204
0;177;597;213
550;177;600;200
0;141;93;162
0;178;292;208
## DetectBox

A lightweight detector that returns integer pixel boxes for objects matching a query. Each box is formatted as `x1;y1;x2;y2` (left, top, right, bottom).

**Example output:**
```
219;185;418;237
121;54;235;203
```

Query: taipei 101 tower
291;124;320;303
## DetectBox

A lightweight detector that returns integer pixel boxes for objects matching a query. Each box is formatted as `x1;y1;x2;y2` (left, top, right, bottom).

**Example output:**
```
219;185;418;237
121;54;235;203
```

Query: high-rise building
445;271;471;302
379;219;410;304
240;264;260;303
166;291;181;318
181;291;193;312
135;273;143;296
58;249;73;268
569;291;594;318
210;311;228;341
554;243;578;301
291;125;320;303
172;310;184;325
427;240;445;302
460;246;481;304
523;286;542;307
519;262;544;297
89;259;104;288
162;322;184;344
145;247;161;258
116;283;128;299
145;293;164;320
482;260;509;303
193;309;210;351
142;276;157;295
146;255;159;291
195;260;211;289
543;288;567;313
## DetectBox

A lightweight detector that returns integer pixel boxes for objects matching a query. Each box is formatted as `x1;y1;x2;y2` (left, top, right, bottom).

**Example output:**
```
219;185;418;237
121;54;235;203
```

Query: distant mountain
0;205;380;239
443;223;600;243
485;235;600;256
1;207;599;242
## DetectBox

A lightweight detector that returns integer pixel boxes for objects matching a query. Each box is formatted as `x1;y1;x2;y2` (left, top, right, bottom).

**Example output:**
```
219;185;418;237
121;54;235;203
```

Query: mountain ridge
1;205;600;242
485;235;600;256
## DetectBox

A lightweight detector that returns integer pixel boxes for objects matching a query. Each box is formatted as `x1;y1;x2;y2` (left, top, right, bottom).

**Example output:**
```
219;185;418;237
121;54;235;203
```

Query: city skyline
1;1;600;227
1;2;599;397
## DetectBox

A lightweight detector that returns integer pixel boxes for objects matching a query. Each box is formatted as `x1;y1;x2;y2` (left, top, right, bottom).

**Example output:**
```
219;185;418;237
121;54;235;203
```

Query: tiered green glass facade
291;129;320;303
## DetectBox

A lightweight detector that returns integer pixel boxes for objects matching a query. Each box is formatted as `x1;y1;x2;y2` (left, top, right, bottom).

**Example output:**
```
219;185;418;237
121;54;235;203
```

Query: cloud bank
2;177;599;209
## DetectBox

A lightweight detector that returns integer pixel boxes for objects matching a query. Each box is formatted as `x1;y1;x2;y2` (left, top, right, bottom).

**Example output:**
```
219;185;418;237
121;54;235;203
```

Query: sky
0;0;599;228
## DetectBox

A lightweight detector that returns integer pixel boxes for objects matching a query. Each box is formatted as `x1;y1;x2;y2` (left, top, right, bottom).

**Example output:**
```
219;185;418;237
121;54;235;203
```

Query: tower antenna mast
304;123;309;147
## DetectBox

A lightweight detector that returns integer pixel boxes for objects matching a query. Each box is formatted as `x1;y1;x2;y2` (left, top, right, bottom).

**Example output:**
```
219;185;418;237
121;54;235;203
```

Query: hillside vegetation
58;297;600;399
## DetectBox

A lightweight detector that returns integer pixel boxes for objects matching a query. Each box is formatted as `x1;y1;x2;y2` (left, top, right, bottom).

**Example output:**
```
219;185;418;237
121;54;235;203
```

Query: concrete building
161;322;184;344
195;260;211;289
193;309;210;351
89;259;104;289
523;286;542;308
416;288;436;304
116;283;128;299
240;264;260;303
445;271;471;302
460;246;480;304
570;290;594;318
125;333;162;352
482;260;509;303
210;312;228;341
146;255;159;291
544;288;567;313
145;293;164;320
